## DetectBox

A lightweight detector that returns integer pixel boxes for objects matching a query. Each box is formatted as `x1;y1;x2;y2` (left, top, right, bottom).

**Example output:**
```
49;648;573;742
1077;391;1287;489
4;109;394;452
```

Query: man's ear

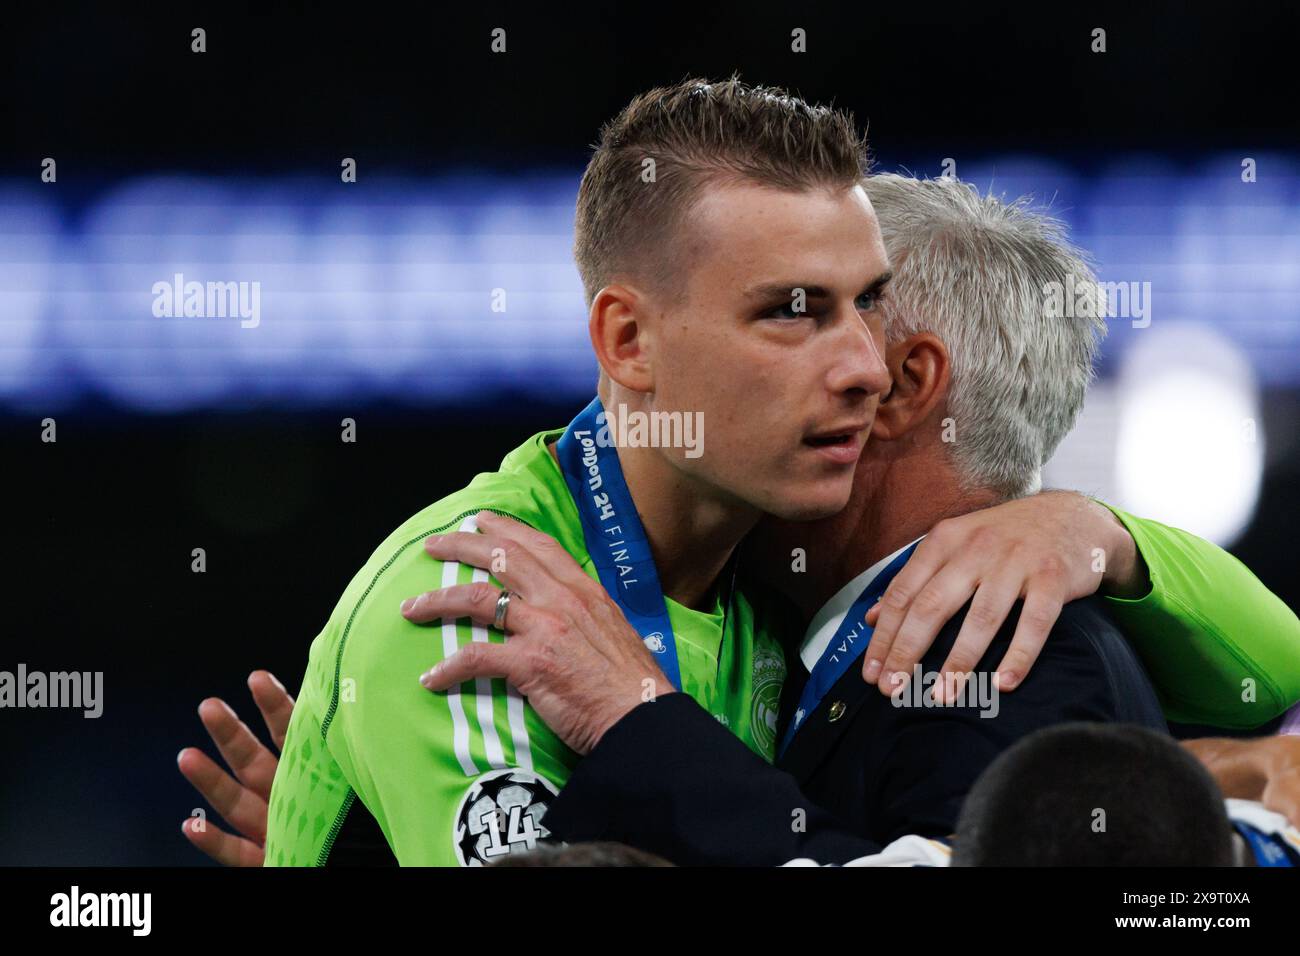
871;331;951;441
589;283;654;393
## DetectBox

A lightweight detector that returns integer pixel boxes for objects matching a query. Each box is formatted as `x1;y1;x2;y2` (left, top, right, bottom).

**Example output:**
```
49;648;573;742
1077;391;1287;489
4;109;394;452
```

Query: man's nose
827;319;891;397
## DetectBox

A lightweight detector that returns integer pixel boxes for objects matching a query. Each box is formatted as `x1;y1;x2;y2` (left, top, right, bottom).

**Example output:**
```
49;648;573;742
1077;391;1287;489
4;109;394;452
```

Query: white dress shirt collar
798;536;926;673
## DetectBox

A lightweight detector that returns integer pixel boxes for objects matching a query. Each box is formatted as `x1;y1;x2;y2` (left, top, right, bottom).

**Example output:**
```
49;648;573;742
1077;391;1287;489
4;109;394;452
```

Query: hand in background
177;670;294;866
1185;734;1300;827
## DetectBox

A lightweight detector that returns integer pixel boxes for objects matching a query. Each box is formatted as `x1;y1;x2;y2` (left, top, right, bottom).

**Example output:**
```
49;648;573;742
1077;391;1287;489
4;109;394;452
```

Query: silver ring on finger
493;589;512;633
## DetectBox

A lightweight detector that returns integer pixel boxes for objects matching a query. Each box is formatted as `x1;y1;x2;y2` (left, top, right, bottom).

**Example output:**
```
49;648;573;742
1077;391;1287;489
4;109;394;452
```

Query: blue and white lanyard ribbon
555;397;683;691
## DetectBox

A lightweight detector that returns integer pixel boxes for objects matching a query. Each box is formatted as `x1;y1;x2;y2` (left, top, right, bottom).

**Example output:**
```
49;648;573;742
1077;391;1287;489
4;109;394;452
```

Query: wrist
1096;501;1148;598
589;679;676;752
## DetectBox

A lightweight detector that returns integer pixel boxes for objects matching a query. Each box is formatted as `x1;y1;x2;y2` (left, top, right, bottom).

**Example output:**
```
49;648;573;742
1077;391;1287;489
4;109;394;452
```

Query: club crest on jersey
751;645;786;755
642;632;667;654
453;768;560;866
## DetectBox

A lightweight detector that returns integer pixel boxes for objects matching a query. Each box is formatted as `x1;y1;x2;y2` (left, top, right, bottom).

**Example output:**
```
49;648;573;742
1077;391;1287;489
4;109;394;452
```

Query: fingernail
400;597;416;615
176;749;186;766
864;659;882;683
997;670;1018;690
419;672;435;689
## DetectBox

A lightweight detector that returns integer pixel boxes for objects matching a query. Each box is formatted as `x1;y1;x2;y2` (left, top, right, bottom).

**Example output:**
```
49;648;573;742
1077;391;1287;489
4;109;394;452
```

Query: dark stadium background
1;3;1297;864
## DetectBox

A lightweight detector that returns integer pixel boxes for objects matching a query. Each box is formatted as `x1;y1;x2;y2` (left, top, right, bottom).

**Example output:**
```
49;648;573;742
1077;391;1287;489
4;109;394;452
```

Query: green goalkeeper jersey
265;428;791;866
266;429;1300;867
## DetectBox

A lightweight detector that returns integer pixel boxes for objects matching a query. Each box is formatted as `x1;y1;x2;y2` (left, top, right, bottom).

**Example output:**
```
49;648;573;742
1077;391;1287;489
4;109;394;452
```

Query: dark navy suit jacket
542;596;1168;865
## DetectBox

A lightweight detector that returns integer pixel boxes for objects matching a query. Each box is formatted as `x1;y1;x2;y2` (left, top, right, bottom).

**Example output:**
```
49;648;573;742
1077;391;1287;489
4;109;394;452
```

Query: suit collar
779;536;924;779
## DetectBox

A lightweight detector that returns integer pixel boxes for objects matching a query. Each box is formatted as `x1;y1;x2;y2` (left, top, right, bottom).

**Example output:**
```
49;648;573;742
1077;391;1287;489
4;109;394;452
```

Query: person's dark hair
573;75;869;306
952;722;1234;866
490;841;674;867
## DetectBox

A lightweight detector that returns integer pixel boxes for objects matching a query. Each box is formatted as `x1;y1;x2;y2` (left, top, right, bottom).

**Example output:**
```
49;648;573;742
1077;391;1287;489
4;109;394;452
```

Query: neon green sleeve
1100;504;1300;729
326;538;577;866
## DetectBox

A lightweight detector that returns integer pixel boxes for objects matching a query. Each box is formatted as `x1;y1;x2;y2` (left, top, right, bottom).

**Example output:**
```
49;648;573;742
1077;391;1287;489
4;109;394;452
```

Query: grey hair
863;173;1107;499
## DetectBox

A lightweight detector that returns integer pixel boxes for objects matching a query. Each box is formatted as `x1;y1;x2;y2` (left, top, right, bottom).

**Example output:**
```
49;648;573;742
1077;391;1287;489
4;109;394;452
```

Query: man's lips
802;424;870;465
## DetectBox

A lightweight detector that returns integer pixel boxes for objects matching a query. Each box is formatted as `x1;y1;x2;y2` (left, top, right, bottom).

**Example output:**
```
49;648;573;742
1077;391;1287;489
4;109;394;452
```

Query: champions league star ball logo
453;768;560;866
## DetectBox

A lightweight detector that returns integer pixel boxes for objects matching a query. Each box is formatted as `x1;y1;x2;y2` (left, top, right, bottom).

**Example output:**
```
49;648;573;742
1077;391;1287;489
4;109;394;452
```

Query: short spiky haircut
573;76;870;306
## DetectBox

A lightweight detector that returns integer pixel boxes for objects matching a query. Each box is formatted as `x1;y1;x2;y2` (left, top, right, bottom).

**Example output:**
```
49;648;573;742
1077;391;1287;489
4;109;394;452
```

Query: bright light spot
1115;326;1263;545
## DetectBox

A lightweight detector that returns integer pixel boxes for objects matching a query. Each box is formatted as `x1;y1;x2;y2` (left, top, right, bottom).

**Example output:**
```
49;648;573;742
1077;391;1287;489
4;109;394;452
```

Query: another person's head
952;723;1235;866
752;174;1107;596
574;77;892;522
860;173;1106;501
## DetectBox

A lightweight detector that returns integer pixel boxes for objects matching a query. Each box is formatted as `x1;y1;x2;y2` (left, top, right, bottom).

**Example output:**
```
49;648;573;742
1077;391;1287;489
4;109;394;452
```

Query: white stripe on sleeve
444;519;480;777
469;562;508;770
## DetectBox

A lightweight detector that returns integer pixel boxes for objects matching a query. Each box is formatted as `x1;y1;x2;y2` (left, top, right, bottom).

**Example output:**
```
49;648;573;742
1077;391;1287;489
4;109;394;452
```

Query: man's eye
856;290;883;311
766;303;805;320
